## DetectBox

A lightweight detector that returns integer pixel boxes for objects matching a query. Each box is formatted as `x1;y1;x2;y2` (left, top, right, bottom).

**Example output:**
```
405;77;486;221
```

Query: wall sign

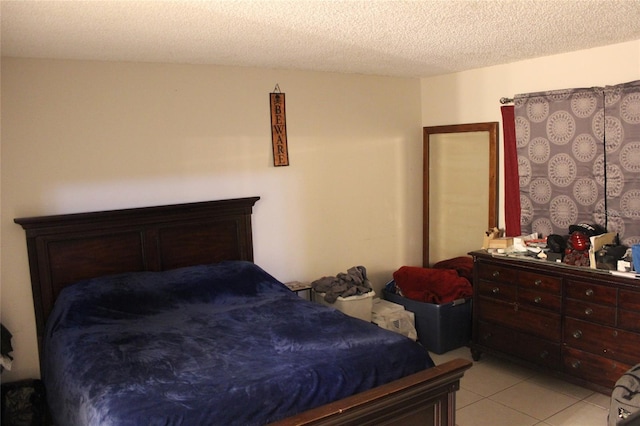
270;85;289;166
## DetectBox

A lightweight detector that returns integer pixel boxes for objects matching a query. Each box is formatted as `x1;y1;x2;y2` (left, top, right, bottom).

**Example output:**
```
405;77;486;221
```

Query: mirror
423;122;498;266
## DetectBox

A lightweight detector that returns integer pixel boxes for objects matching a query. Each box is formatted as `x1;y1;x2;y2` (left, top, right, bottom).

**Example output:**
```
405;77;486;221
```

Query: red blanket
432;256;474;283
393;266;472;304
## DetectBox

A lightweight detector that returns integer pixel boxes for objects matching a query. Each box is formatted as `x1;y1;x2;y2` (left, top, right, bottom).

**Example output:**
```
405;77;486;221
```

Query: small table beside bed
14;196;470;426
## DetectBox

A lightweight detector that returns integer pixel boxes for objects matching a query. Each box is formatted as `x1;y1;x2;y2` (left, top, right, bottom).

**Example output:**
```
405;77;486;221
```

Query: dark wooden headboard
14;196;260;360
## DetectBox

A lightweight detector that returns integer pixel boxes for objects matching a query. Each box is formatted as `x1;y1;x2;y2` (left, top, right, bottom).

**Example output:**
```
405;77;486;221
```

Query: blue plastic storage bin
383;286;472;354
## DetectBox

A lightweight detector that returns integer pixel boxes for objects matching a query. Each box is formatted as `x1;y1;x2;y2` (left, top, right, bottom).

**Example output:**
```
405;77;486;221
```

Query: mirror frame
423;122;499;267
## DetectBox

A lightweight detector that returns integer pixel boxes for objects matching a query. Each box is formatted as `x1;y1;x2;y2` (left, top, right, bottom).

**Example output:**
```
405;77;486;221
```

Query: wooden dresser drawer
477;263;517;284
514;304;562;342
619;289;640;310
619;309;640;333
566;280;616;305
477;297;561;342
618;289;640;332
517;333;562;369
564;317;640;365
476;321;518;355
563;346;631;389
518;270;561;294
477;281;516;302
519;288;561;311
471;251;640;393
565;299;615;326
477;321;561;369
476;297;515;326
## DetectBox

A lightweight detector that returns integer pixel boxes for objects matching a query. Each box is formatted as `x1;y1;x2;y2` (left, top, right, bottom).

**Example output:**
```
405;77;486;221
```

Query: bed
14;196;471;425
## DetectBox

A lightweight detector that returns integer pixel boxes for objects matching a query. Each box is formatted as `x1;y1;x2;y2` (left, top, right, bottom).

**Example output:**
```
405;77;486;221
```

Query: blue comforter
44;261;434;425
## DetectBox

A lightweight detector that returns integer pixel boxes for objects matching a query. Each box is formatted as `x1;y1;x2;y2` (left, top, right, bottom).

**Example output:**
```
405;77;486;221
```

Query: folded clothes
312;265;373;303
392;266;472;304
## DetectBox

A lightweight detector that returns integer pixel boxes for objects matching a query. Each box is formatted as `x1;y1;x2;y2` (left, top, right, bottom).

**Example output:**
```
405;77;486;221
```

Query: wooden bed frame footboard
15;197;471;426
270;358;471;426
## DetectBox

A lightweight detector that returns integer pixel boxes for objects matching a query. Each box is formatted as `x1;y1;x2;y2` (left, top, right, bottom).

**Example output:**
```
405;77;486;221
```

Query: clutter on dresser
483;222;631;272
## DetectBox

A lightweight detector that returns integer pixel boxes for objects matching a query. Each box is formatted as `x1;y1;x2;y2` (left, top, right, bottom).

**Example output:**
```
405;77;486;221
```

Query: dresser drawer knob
540;350;548;359
534;279;542;286
585;289;594;297
571;360;581;369
492;287;500;294
584;307;593;315
492;271;500;278
572;330;583;339
482;333;492;341
534;296;542;303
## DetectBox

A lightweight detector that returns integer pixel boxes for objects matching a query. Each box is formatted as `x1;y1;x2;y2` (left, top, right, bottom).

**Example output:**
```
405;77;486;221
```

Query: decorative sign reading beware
270;87;289;167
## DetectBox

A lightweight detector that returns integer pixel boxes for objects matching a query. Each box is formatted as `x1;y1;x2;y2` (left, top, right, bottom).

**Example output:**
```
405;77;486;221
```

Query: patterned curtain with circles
515;80;640;244
601;80;640;246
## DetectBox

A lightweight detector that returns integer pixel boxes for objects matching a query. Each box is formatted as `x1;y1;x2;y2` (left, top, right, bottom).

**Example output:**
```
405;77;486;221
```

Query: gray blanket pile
311;265;373;303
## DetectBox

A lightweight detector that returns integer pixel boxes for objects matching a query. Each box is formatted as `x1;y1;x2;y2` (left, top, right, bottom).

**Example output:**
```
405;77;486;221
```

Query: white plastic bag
372;299;418;340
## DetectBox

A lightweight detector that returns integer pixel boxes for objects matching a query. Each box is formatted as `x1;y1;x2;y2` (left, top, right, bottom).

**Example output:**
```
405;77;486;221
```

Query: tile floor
429;347;612;426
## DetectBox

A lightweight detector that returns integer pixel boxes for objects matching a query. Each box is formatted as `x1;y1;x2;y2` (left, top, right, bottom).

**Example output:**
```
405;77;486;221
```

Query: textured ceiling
2;0;640;78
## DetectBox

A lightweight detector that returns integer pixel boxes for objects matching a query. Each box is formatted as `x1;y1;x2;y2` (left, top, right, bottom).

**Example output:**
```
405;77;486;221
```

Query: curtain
600;80;640;245
501;105;521;236
515;80;640;244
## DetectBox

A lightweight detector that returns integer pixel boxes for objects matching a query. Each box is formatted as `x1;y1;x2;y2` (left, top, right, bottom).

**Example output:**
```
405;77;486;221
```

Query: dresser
470;250;640;393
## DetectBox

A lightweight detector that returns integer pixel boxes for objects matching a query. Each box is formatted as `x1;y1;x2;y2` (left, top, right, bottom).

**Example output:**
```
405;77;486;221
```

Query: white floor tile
526;373;595;400
449;349;615;425
460;358;526;397
584;391;611;410
456;398;538;426
456;388;484;409
490;380;580;420
544;401;609;426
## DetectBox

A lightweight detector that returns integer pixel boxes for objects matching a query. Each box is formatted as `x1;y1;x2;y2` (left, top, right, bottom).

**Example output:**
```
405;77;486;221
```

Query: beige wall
421;39;640;229
1;59;423;381
2;39;638;381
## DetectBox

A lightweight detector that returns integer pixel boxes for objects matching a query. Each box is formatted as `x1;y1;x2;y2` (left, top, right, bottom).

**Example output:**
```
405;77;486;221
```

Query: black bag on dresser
610;364;640;426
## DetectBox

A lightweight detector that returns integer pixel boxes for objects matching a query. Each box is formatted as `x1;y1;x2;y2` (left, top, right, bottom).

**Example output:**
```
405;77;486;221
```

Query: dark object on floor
1;379;49;426
610;364;640;426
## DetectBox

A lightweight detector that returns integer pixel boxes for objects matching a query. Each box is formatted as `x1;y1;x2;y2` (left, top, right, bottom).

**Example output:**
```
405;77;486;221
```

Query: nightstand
284;281;312;300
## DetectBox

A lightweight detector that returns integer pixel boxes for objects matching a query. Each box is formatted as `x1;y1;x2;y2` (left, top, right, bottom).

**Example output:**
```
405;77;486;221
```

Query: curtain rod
500;97;514;104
